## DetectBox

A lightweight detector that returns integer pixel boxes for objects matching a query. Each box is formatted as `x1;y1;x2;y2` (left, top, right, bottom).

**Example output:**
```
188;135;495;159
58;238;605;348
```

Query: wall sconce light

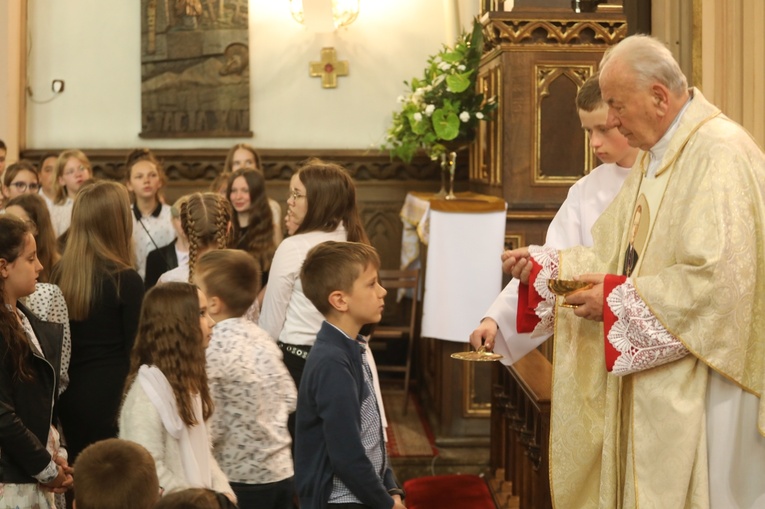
290;0;360;30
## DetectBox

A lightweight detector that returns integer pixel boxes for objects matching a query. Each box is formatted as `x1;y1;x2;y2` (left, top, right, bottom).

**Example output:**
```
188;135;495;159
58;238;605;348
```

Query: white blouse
259;226;347;346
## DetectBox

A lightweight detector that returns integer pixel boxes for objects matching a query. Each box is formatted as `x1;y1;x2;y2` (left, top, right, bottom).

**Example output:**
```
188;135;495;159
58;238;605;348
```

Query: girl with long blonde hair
119;282;234;500
49;149;92;236
52;181;144;463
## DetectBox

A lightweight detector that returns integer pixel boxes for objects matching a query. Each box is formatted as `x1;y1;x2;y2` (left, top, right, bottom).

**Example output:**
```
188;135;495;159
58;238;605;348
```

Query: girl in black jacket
0;215;72;507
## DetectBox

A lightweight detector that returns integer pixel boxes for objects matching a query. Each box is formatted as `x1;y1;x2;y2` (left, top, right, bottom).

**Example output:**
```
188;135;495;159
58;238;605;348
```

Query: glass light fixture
290;0;360;29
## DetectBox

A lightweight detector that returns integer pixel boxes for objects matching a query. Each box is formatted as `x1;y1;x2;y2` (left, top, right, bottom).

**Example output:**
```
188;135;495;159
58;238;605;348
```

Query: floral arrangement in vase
383;19;497;163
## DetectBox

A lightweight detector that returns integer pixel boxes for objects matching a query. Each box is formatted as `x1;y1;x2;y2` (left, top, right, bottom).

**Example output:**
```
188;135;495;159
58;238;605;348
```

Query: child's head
301;241;385;323
38;152;58;197
69;181;134;268
0;215;39;304
0;216;40;381
576;75;637;168
5;193;59;283
154;488;238;509
2;160;40;200
54;149;92;203
128;282;214;426
224;143;261;173
125;148;166;205
196;249;259;320
73;438;160;509
54;181;134;320
227;168;270;220
180;192;232;282
290;159;368;243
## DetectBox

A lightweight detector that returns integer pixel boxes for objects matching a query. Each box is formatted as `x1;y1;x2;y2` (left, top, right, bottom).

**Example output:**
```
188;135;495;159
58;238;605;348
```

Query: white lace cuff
605;279;689;375
528;245;559;338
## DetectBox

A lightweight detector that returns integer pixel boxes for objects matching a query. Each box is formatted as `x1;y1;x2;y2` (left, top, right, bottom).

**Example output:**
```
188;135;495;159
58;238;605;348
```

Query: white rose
459;111;470;122
457;64;466;71
424;104;435;116
438;62;451;71
413;112;423;122
476;112;484;120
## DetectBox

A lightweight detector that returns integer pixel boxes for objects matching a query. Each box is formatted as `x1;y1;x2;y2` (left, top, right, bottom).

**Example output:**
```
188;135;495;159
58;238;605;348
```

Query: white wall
24;0;479;150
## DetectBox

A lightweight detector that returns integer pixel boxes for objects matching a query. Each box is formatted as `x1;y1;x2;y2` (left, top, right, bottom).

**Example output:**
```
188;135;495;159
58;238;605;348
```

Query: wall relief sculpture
140;0;252;138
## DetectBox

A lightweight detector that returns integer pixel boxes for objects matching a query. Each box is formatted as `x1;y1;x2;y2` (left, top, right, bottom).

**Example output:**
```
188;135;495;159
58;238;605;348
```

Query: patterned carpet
383;392;438;458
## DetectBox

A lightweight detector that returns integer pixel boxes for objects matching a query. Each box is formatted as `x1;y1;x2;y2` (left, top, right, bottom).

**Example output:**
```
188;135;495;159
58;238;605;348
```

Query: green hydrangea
384;19;497;163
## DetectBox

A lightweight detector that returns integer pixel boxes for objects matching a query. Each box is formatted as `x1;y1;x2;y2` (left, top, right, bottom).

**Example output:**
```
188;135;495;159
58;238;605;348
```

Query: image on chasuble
140;0;252;138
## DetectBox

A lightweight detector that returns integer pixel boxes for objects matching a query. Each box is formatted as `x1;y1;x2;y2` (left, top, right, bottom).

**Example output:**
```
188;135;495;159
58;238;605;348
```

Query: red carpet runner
403;474;495;509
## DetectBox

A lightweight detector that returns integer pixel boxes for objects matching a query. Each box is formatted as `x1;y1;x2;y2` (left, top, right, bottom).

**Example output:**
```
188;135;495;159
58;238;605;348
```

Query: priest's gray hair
600;34;688;96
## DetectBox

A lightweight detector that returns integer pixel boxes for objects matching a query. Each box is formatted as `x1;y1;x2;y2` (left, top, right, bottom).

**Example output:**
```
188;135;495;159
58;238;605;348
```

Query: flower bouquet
383;19;496;163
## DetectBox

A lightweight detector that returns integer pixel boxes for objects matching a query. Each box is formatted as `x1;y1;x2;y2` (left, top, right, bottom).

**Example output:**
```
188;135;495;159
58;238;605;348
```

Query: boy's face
344;263;387;327
578;104;636;167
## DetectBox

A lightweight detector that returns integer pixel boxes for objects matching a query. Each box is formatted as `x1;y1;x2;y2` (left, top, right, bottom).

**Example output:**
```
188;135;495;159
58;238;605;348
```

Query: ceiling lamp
290;0;360;30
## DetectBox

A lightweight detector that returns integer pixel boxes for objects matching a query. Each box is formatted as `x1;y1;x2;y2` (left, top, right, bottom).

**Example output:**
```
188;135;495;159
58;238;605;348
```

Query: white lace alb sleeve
527;245;559;338
605;279;689;376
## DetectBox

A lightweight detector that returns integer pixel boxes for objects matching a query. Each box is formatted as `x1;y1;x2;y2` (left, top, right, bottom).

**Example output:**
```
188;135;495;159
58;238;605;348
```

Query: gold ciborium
451;345;503;362
547;279;592;308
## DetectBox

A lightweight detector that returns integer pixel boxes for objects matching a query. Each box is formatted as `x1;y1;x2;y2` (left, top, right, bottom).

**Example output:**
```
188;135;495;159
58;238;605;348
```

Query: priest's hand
470;318;498;351
564;273;605;321
501;247;532;283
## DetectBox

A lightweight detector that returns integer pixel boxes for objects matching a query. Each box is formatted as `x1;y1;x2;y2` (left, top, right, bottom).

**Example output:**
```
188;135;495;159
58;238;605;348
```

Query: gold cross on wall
309;47;349;89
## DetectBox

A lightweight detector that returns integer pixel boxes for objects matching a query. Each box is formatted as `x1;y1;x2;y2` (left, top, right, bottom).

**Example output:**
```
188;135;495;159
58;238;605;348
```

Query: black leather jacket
0;301;63;484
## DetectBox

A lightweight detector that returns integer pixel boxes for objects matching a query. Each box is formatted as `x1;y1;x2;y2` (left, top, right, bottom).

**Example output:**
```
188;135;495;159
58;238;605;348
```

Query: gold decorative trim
505;211;556;221
533;64;594;186
472;65;504;186
463;359;492;417
484;18;628;49
504;233;525;251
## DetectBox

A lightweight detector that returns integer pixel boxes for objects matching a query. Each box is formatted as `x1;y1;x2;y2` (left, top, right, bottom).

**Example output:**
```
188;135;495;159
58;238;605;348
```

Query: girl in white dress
118;282;235;502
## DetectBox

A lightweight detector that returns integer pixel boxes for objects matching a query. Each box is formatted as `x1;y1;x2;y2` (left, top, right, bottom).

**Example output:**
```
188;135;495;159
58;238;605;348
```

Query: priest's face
600;63;666;151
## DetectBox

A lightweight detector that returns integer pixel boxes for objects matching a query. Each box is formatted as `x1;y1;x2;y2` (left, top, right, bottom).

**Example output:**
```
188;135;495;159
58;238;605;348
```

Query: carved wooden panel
20;148;444;273
535;65;592;184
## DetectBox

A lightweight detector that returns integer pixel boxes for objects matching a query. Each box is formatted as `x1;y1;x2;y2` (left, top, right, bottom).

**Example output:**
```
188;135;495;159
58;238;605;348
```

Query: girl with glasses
259;159;370;441
1;160;40;206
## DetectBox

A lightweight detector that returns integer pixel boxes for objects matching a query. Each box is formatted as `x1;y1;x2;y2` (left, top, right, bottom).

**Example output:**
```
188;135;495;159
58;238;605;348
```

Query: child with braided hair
157;192;232;285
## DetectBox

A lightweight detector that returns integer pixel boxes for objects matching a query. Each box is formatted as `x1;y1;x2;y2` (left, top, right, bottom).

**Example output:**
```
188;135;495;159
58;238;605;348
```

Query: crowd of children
0;143;407;509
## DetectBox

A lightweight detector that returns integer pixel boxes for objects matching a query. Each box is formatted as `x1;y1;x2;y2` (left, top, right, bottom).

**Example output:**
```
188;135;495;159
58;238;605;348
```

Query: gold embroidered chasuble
548;89;765;508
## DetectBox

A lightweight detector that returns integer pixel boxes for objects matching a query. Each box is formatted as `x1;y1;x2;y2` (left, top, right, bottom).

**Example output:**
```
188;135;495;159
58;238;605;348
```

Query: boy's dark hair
576;74;604;112
74;438;159;509
196;249;260;315
301;241;380;316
